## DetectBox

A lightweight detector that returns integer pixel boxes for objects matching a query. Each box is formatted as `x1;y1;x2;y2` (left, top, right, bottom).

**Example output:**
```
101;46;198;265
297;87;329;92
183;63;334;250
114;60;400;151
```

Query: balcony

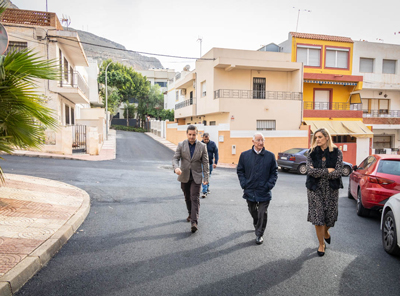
51;70;90;104
214;89;302;100
303;102;363;119
363;110;400;125
363;110;400;118
2;8;63;30
175;98;196;110
175;98;196;118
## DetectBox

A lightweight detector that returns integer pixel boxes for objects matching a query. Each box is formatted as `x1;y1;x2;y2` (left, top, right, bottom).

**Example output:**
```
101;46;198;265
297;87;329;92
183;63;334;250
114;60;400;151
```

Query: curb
0;183;91;295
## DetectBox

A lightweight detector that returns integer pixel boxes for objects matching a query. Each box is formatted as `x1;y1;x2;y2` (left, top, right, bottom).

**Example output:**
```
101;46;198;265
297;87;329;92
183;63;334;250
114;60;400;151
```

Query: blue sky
12;0;400;72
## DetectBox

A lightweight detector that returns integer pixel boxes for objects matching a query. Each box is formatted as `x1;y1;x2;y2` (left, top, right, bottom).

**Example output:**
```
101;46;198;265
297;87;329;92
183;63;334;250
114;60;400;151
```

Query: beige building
167;48;308;164
1;8;105;155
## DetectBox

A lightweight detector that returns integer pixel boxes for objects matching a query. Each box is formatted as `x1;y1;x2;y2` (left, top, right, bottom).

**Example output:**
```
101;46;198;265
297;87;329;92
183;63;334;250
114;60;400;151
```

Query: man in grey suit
173;125;209;233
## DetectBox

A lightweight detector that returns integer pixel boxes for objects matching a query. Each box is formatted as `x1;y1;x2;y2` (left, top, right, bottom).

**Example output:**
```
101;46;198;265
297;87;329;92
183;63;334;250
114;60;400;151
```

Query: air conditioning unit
181;89;187;95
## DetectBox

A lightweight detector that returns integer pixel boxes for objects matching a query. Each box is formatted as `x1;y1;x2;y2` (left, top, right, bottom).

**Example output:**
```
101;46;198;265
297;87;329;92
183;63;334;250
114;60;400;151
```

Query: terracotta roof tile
290;32;353;43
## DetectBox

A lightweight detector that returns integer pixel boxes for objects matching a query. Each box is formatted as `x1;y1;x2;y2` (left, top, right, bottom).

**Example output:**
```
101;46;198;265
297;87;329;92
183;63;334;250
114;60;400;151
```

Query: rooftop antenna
293;7;311;32
197;36;203;58
61;15;71;30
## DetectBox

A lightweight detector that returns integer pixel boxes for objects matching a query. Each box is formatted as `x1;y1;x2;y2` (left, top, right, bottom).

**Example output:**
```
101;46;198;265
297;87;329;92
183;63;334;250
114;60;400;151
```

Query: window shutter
337;51;348;68
297;48;307;64
360;58;373;73
309;49;320;66
326;50;335;67
383;60;396;74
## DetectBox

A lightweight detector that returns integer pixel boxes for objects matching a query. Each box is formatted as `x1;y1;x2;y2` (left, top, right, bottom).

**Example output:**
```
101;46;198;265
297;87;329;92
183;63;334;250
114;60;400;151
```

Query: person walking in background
201;133;219;198
237;132;278;245
173;125;209;233
306;128;343;257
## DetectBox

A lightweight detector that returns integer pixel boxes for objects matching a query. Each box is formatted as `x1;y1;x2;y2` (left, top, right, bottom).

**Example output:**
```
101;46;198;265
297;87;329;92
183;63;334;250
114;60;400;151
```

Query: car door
351;157;369;197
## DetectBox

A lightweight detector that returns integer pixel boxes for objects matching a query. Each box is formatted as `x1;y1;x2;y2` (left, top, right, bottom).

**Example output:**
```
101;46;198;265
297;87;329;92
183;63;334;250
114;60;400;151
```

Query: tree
0;49;59;183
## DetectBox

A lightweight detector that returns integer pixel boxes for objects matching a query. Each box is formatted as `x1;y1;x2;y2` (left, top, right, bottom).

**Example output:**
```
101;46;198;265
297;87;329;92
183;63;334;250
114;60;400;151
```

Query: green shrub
111;125;146;133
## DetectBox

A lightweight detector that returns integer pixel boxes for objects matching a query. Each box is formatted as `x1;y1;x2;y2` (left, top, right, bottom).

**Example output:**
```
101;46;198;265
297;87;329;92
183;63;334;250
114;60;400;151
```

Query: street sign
0;23;9;55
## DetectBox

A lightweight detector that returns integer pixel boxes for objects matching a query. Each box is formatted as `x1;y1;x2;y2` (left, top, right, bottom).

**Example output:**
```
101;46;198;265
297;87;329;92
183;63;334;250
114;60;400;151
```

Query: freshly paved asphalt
0;131;399;296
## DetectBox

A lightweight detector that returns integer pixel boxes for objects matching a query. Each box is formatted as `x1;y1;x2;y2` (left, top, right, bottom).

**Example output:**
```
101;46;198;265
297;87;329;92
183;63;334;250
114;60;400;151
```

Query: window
377;160;400;176
257;120;276;131
297;45;321;67
201;81;206;97
314;90;330;110
360;58;374;73
71;107;75;125
155;81;167;87
326;47;349;69
332;135;356;143
64;58;69;81
209;121;216;126
383;60;396;74
379;99;389;114
362;99;389;115
4;41;27;55
65;105;70;125
253;77;266;99
175;91;179;101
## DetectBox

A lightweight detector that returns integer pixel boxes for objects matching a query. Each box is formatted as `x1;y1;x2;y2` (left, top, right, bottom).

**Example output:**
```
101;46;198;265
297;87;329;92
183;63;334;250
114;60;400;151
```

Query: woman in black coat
306;128;343;256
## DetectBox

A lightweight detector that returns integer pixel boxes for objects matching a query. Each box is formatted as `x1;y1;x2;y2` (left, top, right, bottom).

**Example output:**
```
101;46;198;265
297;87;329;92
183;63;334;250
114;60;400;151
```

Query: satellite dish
0;23;9;55
183;65;190;71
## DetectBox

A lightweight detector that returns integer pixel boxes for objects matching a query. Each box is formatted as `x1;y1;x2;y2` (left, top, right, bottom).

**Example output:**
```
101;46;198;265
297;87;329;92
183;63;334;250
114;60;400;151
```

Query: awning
304;80;357;86
304;120;373;138
349;93;362;104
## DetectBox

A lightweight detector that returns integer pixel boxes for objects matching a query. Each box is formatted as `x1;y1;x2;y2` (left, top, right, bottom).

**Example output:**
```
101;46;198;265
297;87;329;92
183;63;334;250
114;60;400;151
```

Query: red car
348;155;400;217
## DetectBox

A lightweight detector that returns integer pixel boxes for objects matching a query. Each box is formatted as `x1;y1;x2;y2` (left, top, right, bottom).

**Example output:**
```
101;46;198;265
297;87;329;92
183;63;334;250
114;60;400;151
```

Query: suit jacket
172;139;209;184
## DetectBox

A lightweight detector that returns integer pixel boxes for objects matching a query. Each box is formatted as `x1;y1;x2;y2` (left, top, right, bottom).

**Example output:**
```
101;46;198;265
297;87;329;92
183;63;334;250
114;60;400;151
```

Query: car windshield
377;160;400;176
283;148;304;154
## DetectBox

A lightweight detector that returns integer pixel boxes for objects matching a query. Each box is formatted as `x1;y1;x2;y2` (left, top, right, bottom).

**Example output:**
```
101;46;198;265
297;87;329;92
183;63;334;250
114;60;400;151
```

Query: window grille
4;41;27;55
257;120;276;131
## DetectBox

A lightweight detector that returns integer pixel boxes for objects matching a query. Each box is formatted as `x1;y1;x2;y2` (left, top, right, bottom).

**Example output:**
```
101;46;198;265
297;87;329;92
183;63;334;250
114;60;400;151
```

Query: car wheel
347;182;353;199
356;189;370;217
382;210;400;256
297;164;307;175
342;165;351;177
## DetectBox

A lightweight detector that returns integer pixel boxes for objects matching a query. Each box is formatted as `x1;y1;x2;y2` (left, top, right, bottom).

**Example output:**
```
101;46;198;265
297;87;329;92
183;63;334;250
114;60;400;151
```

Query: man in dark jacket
237;132;278;245
201;133;219;198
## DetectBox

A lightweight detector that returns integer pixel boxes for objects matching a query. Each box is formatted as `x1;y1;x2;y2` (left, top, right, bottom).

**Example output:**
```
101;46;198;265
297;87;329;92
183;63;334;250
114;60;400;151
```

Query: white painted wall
356;137;370;165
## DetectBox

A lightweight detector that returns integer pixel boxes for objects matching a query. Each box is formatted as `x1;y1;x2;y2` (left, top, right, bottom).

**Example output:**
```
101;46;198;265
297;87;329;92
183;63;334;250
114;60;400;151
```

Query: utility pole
197;36;202;58
293;7;311;32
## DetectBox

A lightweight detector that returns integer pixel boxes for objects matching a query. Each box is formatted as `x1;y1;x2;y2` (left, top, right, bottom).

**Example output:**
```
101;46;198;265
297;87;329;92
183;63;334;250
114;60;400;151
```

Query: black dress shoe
324;236;331;244
317;244;326;257
191;224;198;233
255;236;263;245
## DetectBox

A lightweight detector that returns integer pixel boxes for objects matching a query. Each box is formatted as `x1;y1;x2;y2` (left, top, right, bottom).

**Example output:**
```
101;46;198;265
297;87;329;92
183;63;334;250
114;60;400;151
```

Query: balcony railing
59;71;89;98
175;98;196;110
363;110;400;118
2;8;63;30
214;89;302;100
304;102;362;110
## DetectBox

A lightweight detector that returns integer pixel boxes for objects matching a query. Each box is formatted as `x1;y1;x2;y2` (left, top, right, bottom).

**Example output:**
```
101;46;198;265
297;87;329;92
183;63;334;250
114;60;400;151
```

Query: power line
48;35;215;61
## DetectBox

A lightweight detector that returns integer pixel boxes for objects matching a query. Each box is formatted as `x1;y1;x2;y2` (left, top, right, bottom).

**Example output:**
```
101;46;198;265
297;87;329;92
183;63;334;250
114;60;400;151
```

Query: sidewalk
9;129;117;161
0;174;90;295
145;132;237;169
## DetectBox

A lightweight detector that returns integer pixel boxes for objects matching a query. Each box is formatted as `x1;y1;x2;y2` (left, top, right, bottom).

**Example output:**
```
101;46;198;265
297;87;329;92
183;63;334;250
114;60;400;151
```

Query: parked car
277;148;353;176
348;154;400;217
381;193;400;256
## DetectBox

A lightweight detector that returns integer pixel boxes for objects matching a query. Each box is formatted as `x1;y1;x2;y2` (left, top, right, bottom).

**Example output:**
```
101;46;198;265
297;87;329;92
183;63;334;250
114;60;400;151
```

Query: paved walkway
10;129;116;161
0;174;90;295
144;132;237;169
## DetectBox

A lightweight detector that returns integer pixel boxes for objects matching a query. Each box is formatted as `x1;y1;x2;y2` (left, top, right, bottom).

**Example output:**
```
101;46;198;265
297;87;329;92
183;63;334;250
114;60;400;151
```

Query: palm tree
0;32;59;183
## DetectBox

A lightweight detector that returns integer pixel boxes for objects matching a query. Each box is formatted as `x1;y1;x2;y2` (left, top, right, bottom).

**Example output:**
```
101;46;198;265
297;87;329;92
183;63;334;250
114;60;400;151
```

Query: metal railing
374;148;399;154
303;102;362;110
175;97;196;110
363;110;400;118
71;125;87;154
214;89;302;100
59;71;89;98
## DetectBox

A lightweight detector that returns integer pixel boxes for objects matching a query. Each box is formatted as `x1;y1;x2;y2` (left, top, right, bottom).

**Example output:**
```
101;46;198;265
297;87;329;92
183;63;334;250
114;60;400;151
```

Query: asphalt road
1;131;399;296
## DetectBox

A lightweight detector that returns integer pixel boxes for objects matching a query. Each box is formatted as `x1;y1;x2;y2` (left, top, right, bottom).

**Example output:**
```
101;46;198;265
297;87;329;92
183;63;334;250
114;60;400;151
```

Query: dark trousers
247;200;270;237
181;179;201;225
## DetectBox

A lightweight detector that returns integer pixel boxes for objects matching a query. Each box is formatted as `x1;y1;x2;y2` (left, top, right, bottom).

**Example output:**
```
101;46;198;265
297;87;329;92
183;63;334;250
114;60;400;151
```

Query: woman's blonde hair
310;128;337;152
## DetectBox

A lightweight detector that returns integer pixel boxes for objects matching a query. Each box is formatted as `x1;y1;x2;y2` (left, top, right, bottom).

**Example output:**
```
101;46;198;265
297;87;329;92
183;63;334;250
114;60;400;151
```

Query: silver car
381;193;400;256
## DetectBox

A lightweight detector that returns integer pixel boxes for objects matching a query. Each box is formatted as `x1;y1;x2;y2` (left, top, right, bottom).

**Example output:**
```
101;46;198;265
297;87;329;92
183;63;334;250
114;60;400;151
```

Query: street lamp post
105;61;112;140
105;59;128;140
